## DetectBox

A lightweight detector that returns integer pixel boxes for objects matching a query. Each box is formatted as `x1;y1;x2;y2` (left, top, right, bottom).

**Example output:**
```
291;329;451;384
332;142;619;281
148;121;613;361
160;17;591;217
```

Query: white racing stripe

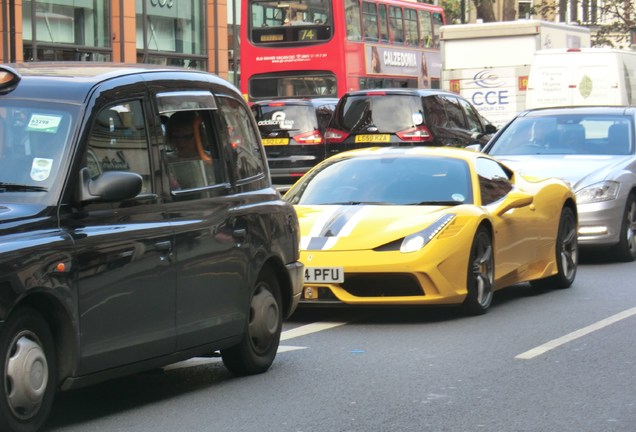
515;306;636;360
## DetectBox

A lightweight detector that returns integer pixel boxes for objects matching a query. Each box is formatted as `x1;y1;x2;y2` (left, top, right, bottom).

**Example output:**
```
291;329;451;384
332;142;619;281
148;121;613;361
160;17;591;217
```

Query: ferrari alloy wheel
463;227;494;315
0;308;56;432
221;268;282;376
614;194;636;262
531;206;578;290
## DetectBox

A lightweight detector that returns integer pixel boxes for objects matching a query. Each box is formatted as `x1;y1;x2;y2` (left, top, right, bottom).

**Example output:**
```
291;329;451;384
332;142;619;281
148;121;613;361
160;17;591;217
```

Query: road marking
515;306;636;360
163;321;347;370
280;321;348;341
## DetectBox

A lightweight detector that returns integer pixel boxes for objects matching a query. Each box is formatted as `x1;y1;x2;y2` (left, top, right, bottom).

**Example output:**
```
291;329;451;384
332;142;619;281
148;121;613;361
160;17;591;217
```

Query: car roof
342;88;460;98
520;106;636;117
252;98;339;107
0;62;233;104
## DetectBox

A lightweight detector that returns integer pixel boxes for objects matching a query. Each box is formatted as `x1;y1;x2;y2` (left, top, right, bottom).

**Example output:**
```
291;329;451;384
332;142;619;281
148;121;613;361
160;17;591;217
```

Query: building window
136;0;206;69
518;1;532;19
23;0;111;61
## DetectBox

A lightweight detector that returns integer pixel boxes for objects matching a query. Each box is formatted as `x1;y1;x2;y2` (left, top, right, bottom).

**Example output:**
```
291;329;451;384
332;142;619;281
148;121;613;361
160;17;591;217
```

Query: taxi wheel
222;268;282;376
0;308;56;432
531;206;578;290
463;227;494;315
614;194;636;262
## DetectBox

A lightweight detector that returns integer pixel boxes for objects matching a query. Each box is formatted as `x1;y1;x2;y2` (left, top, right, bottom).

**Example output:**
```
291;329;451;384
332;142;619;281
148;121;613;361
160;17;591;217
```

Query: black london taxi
0;63;303;432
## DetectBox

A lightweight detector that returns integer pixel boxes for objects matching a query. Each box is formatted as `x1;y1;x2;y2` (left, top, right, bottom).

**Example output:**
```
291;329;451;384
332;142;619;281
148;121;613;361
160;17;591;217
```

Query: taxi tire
0;307;56;432
221;268;282;376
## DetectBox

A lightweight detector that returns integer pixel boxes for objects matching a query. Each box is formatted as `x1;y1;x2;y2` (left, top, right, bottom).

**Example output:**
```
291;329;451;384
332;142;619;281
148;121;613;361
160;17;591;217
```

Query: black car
324;88;497;155
250;98;338;184
0;63;303;432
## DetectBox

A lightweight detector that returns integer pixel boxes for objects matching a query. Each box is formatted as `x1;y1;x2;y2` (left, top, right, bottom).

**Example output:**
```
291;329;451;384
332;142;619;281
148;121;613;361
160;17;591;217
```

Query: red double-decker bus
240;0;445;102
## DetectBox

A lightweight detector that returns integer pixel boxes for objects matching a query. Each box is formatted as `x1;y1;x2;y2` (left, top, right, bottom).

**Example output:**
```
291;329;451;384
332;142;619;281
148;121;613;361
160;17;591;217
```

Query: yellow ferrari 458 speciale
284;146;578;315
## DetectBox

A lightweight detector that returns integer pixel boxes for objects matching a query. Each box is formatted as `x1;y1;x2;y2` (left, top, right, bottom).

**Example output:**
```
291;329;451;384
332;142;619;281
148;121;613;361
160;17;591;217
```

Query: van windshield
336;95;423;133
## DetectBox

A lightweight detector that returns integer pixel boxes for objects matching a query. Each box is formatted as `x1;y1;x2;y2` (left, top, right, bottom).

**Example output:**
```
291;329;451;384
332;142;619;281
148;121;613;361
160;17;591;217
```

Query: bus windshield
249;0;333;44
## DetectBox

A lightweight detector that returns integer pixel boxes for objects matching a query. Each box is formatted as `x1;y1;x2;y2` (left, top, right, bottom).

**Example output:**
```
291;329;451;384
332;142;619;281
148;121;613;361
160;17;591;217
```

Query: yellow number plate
355;134;390;143
262;138;289;146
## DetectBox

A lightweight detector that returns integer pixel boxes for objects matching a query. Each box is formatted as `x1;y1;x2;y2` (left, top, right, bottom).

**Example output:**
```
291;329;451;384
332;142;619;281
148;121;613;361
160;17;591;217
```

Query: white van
526;48;636;109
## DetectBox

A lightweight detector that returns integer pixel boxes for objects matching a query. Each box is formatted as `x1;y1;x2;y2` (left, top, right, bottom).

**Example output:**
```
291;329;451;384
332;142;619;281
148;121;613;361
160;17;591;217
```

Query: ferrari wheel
221;268;282;376
463;227;494;315
531;206;578;290
0;308;57;432
613;194;636;262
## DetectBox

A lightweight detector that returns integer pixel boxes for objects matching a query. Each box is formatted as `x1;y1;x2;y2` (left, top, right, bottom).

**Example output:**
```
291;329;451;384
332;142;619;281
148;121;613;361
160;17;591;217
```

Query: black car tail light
294;130;324;145
325;127;350;144
396;125;433;142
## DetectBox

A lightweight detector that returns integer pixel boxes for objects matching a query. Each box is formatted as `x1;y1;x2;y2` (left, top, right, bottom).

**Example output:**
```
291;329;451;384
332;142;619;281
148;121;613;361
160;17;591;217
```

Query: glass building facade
0;0;233;80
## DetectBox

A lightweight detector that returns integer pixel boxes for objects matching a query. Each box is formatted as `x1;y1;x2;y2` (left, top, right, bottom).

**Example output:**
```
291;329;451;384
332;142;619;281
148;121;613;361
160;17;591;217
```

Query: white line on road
280;321;348;341
515;306;636;360
163;321;347;370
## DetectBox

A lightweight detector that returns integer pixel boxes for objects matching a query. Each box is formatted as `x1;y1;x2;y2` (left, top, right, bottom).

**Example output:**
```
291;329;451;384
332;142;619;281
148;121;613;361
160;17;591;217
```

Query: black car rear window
252;105;317;137
335;95;424;133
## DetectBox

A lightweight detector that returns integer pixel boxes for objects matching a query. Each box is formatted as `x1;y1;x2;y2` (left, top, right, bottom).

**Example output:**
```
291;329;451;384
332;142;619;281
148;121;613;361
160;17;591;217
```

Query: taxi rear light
364;91;386;96
325;127;349;144
294;130;323;145
268;102;286;106
396;125;433;142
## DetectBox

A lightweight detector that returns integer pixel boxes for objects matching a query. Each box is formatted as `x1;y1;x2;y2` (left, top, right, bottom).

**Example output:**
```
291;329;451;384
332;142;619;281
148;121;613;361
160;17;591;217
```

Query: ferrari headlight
576;181;620;204
400;214;456;253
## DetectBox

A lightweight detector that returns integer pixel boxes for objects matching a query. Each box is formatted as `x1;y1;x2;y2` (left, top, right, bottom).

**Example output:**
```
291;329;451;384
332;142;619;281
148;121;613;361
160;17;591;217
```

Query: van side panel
527;49;636;109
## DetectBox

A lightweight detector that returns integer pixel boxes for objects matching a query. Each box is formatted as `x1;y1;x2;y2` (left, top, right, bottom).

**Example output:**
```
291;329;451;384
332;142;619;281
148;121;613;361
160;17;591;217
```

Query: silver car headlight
400;214;456;253
576;181;620;204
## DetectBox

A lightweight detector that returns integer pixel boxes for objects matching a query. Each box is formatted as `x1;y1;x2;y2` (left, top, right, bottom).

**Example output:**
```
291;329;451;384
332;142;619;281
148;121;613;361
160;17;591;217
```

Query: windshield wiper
0;183;48;192
408;200;462;206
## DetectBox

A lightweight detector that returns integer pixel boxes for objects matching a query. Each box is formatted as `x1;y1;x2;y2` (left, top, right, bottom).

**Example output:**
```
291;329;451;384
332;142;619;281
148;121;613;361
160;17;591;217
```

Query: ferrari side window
475;157;512;205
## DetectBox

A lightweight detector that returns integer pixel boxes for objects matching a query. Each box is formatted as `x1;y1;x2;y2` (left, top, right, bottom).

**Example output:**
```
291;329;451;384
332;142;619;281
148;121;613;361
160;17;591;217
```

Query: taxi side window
216;96;264;181
164;110;223;192
86;100;152;195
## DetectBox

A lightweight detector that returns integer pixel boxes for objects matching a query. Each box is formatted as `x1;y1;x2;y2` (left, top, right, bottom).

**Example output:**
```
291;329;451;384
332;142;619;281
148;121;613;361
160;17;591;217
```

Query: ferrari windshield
488;114;634;156
0;100;78;203
285;155;473;205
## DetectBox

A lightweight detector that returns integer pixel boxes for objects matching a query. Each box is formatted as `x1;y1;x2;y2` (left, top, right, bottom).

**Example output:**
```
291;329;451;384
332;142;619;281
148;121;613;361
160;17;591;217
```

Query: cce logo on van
470;70;509;107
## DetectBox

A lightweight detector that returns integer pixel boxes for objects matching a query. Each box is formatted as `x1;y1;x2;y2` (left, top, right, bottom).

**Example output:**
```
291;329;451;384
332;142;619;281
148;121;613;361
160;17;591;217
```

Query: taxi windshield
0;100;77;202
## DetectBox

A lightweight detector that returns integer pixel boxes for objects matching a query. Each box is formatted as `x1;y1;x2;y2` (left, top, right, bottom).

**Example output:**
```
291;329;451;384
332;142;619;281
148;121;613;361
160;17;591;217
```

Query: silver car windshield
0;100;77;200
489;115;634;156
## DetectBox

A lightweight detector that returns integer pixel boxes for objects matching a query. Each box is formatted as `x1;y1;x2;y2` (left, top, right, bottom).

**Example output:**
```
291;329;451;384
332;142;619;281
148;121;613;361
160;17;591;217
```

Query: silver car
480;106;636;262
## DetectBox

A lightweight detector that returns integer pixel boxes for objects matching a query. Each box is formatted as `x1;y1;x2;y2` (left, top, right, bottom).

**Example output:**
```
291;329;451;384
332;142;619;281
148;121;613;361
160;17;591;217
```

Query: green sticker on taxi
26;114;62;133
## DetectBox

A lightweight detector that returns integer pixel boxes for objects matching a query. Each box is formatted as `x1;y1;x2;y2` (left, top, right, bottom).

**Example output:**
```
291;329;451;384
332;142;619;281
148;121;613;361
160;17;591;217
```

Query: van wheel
613;194;636;262
222;269;282;376
0;308;56;432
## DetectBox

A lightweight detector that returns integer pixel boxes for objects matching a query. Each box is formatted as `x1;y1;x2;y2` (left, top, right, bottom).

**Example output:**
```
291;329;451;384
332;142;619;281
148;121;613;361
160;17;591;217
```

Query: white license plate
304;267;344;283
